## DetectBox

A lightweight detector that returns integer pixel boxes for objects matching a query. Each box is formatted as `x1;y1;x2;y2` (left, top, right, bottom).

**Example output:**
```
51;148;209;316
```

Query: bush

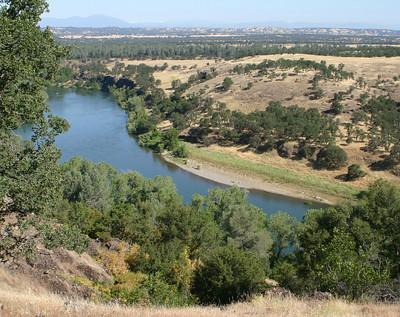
173;144;189;158
315;145;348;170
222;77;233;91
112;273;191;307
392;165;400;177
297;143;316;160
38;223;89;254
346;164;366;181
192;246;266;305
331;101;344;115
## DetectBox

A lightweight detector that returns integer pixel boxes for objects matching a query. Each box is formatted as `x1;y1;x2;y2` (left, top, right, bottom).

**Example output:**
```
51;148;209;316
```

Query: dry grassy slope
113;54;400;113
107;55;400;193
1;268;399;317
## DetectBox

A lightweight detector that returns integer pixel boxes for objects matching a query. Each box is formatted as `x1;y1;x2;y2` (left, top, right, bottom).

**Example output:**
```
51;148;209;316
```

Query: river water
19;88;323;218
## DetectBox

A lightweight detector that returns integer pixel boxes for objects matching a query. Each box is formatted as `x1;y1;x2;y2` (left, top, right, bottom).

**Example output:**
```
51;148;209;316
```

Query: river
18;88;324;218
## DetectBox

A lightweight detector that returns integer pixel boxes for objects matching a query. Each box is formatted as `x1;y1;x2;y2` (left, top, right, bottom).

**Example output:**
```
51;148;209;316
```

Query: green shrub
297;143;316;160
193;246;266;305
222;77;234;91
315;145;348;170
38;223;89;254
112;273;191;307
173;144;189;158
331;101;344;115
346;164;366;181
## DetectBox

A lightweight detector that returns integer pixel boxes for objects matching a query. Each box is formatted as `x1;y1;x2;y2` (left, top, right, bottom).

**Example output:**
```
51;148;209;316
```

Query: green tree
317;229;389;299
315;145;348;170
0;0;66;214
203;187;272;262
346;164;366;181
330;100;344;115
222;77;234;91
62;158;115;212
193;245;266;305
267;212;298;262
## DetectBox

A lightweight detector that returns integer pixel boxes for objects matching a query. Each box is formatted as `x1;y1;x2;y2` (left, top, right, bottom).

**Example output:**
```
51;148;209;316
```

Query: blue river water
18;88;324;218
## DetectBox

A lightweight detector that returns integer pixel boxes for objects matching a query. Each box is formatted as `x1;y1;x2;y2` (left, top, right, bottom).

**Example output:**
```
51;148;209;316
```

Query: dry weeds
1;288;400;317
0;268;399;317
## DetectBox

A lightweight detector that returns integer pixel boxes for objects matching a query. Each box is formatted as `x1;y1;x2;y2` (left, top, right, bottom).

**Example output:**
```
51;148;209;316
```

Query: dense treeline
51;158;400;304
65;40;400;60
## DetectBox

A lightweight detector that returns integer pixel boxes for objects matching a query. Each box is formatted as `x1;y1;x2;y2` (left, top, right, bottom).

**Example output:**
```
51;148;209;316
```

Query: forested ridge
65;40;400;60
1;0;400;308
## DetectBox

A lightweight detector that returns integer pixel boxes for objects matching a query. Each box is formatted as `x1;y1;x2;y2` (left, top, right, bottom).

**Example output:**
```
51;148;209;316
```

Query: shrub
112;273;190;307
38;223;89;254
346;164;366;181
97;243;140;276
388;144;400;166
173;144;189;158
192;246;266;305
222;77;234;91
315;145;348;170
331;101;344;115
392;165;400;177
297;143;316;160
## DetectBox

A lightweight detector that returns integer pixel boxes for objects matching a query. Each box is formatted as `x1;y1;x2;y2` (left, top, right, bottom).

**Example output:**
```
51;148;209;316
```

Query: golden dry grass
104;55;400;195
1;268;399;317
108;54;400;112
1;288;400;317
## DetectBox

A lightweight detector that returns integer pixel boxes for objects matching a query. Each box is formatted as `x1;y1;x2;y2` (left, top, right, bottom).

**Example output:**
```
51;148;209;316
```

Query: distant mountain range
40;15;400;30
40;15;133;28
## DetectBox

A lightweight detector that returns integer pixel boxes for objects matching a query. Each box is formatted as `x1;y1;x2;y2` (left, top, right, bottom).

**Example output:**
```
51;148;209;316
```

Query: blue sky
45;0;400;27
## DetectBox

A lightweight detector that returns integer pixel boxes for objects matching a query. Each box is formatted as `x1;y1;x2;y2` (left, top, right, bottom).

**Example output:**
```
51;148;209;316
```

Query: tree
173;144;189;158
203;187;272;262
388;143;400;167
310;87;324;100
315;145;348;170
330;100;344;115
222;77;234;91
267;212;298;263
317;229;389;299
171;79;182;90
0;0;67;213
346;164;366;181
62;158;115;212
192;246;266;305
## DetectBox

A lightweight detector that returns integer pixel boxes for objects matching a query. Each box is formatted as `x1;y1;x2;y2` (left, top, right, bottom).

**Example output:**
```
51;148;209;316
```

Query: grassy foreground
1;288;399;317
1;267;399;317
186;144;360;201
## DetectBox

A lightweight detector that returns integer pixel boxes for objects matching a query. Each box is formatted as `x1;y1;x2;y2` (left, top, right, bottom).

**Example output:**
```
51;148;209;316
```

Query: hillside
113;54;400;112
101;55;400;201
1;268;399;317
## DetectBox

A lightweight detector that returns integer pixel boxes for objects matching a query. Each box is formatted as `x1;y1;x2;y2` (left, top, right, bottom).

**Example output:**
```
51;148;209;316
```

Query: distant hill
40;15;133;28
40;15;400;30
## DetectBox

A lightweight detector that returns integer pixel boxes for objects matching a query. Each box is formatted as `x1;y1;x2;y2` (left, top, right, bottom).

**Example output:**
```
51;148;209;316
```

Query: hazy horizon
44;0;400;29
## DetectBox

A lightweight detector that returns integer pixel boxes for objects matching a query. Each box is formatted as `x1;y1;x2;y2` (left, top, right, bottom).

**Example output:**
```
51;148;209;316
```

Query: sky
45;0;400;28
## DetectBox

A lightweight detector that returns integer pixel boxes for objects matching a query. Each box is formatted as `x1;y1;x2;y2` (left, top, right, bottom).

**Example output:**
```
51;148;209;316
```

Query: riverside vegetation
1;0;400;313
55;51;400;199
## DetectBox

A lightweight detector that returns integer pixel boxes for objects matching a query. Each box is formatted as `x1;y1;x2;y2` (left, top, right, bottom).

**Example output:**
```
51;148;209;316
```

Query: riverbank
165;143;361;205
